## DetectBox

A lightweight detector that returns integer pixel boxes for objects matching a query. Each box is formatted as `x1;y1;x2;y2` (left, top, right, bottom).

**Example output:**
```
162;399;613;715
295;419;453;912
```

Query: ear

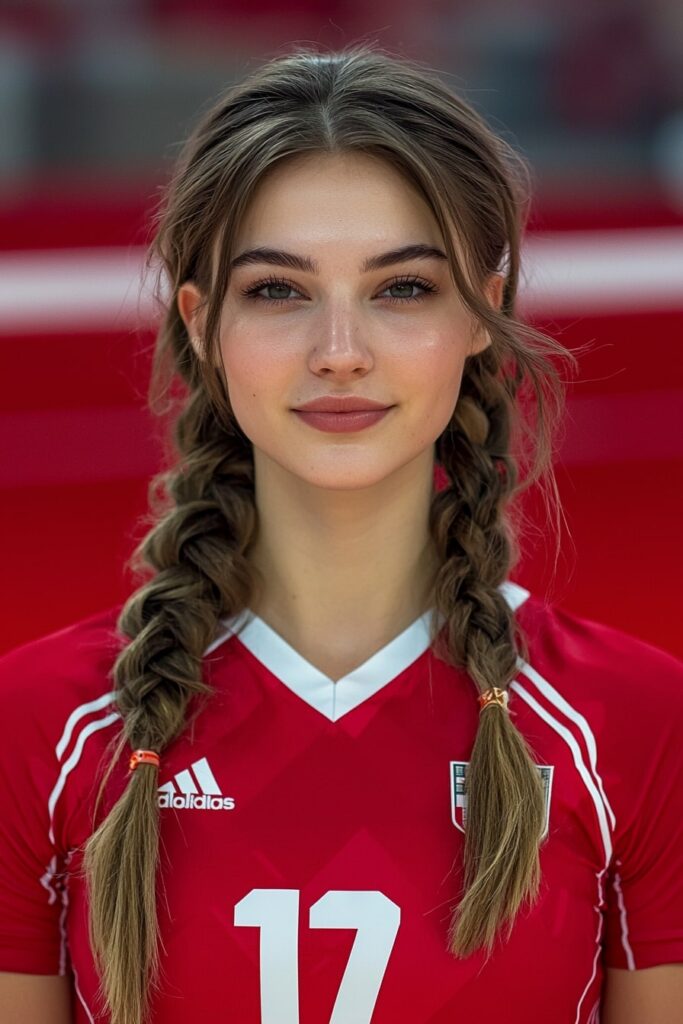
469;272;505;356
177;281;208;361
485;271;505;312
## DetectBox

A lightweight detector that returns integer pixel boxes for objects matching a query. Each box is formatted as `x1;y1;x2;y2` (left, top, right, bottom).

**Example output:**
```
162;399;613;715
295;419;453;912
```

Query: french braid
430;347;546;957
84;398;256;1024
82;42;577;1024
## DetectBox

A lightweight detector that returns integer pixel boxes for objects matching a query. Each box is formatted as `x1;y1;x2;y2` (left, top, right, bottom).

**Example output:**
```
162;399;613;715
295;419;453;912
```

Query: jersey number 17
235;887;401;1023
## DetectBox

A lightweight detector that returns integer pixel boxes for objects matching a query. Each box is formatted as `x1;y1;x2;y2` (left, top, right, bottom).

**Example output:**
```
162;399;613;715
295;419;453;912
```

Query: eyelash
239;274;438;306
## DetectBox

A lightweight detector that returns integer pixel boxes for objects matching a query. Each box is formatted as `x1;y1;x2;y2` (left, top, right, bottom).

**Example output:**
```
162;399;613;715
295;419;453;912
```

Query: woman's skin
178;153;683;1022
177;150;502;680
2;153;681;1024
0;974;72;1022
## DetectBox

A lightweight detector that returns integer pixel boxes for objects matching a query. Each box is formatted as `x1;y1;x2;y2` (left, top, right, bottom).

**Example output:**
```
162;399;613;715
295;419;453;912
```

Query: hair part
83;41;578;1024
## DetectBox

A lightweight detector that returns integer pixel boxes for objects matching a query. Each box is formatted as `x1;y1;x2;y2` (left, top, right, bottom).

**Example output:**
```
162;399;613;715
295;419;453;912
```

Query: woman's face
178;150;503;491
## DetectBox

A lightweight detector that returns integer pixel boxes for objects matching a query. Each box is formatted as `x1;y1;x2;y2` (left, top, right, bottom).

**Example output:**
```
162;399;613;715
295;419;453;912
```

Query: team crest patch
450;761;554;841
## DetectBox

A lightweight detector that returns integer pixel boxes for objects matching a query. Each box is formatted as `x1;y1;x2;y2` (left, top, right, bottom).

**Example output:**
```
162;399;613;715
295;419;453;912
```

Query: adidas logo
158;757;235;811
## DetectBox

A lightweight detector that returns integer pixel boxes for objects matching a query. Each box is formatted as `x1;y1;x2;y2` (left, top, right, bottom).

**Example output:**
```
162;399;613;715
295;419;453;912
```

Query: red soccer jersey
1;580;682;1023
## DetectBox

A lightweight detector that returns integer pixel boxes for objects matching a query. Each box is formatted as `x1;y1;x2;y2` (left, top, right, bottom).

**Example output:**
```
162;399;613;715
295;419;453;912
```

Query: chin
286;458;408;491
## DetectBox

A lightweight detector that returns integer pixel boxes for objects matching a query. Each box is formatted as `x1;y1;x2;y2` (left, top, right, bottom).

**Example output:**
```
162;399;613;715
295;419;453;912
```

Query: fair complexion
6;156;681;1024
177;150;503;680
176;144;683;1013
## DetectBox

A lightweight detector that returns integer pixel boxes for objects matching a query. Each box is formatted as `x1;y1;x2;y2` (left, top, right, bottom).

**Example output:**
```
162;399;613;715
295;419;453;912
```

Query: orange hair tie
129;749;160;772
478;687;509;711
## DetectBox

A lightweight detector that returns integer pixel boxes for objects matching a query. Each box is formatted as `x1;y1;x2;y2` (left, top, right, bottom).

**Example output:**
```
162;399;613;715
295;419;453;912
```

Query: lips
294;396;392;413
292;406;393;433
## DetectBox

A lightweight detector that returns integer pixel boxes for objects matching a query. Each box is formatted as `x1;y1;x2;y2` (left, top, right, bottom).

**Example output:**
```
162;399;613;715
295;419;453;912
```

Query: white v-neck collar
206;580;530;722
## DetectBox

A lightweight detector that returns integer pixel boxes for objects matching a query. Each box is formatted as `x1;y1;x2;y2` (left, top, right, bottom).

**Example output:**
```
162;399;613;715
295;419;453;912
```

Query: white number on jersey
234;888;401;1023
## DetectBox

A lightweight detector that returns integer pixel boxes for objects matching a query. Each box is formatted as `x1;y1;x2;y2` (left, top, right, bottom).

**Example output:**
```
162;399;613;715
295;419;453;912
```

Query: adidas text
158;792;235;811
157;757;234;811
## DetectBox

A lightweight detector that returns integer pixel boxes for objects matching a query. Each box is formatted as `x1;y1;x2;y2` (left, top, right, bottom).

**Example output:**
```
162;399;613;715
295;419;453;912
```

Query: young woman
1;45;682;1024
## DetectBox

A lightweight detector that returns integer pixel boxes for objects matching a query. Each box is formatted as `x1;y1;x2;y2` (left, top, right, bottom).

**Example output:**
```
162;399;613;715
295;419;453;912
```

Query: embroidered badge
450;760;554;841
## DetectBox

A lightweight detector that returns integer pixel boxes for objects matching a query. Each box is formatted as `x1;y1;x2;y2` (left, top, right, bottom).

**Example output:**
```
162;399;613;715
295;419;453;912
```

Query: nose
306;294;374;377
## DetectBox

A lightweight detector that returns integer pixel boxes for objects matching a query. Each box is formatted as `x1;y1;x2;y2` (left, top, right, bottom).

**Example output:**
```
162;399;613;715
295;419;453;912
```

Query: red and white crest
450;760;554;841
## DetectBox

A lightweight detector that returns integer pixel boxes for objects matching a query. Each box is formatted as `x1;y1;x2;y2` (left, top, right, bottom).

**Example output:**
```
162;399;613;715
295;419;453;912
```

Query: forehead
230;150;445;256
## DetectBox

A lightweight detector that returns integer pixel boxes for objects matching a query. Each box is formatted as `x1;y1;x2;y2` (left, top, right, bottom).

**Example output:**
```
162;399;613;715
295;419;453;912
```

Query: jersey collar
208;580;530;723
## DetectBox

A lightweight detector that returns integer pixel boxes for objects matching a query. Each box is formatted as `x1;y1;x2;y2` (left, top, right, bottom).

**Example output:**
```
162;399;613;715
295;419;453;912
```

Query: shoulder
0;604;129;856
511;587;683;787
514;586;683;703
0;604;127;746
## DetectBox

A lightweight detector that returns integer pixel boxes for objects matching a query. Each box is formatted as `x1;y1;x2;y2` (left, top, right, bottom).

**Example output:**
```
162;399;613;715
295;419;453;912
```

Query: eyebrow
229;243;449;274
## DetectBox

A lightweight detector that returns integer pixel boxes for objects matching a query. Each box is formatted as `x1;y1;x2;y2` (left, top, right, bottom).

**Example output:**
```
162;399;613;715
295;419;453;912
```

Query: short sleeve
0;641;69;974
601;640;683;969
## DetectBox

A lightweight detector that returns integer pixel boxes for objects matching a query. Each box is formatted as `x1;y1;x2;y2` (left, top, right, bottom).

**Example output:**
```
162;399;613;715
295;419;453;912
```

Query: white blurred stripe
518;227;683;315
0;247;158;332
0;228;682;332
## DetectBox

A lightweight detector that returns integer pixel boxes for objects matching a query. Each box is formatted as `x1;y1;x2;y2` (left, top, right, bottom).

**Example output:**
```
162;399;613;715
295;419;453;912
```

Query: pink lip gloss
293;408;393;433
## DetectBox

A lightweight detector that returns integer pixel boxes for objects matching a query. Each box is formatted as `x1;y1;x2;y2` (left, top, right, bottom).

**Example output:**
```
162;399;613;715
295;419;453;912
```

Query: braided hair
83;43;577;1024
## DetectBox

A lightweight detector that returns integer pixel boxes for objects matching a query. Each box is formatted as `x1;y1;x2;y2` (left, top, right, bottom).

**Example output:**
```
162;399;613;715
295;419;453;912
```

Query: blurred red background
2;190;681;659
1;0;682;659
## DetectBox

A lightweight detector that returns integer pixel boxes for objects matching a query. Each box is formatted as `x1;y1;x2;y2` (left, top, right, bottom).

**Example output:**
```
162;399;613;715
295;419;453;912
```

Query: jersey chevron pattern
1;581;682;1023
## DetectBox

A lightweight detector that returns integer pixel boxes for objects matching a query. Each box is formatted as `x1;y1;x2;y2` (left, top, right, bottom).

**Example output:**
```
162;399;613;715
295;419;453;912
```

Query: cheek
401;338;468;436
218;327;289;420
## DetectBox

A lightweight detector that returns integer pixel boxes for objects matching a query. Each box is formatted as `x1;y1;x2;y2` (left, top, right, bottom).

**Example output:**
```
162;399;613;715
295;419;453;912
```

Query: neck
247;447;441;667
